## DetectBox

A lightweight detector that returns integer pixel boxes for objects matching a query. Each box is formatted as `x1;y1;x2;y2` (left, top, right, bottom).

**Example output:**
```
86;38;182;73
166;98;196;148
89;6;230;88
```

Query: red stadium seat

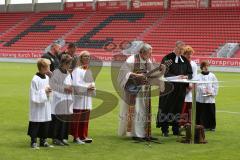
0;8;240;57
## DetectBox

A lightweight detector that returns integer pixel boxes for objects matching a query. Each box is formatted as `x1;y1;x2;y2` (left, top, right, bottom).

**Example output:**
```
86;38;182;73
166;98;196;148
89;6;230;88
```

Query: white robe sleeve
210;74;219;96
84;70;96;97
117;56;134;89
196;75;206;96
72;69;85;94
72;68;95;95
147;60;166;92
64;74;73;86
197;83;206;96
49;70;64;93
30;80;48;103
192;61;198;80
78;72;91;92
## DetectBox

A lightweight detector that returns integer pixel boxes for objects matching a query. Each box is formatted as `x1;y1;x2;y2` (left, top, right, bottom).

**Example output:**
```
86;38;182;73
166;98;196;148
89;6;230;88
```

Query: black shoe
82;138;93;143
150;137;158;141
143;137;159;141
52;139;65;146
162;132;169;137
40;142;54;148
173;131;180;136
209;128;216;132
132;137;145;142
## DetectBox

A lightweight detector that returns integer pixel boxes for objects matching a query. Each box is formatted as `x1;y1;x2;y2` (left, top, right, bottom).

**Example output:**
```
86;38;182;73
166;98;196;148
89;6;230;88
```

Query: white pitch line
218;86;240;88
217;110;240;115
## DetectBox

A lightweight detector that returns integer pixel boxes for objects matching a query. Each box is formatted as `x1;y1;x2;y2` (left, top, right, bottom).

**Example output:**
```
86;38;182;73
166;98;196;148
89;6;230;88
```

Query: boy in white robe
27;59;53;149
196;61;219;131
118;43;166;140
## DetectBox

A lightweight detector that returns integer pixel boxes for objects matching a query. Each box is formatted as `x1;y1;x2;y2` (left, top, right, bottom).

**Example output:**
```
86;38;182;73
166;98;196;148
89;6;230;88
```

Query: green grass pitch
0;62;240;160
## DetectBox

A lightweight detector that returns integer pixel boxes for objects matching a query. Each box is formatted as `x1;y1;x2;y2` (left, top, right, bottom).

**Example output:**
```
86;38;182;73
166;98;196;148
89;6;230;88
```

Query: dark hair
60;54;72;65
67;42;76;49
200;61;209;70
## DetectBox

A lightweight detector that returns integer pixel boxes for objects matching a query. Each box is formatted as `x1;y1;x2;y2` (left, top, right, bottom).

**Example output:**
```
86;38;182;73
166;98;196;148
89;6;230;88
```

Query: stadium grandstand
0;0;240;70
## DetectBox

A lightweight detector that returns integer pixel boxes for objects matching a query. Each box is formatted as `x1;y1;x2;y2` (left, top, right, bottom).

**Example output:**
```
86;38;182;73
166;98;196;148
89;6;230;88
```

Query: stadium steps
0;13;31;35
0;8;240;57
0;13;34;38
61;12;96;40
0;11;92;51
136;10;169;41
141;8;240;56
65;10;164;53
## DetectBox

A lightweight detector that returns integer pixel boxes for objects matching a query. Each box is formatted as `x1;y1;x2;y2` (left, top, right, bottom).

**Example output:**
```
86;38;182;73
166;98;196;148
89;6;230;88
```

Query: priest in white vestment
118;43;166;140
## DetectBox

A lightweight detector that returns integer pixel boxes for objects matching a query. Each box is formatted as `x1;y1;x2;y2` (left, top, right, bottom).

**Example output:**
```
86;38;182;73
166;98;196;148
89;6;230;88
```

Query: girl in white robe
71;51;95;144
27;59;53;149
196;61;219;131
180;45;198;125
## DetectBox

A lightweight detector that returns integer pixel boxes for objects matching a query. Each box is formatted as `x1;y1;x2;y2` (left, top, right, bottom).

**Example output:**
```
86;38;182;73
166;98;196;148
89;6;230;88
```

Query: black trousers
27;121;50;143
196;102;216;129
49;114;69;140
161;121;180;134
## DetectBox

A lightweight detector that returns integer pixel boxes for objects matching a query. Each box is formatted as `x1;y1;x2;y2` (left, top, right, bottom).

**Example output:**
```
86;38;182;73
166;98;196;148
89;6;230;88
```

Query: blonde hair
79;50;91;65
37;58;50;71
183;45;195;56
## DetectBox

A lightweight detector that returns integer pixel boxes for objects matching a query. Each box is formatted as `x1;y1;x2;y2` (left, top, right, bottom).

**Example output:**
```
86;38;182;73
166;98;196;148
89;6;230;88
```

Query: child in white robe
71;51;95;144
49;54;73;146
180;45;198;126
27;59;53;149
196;61;219;131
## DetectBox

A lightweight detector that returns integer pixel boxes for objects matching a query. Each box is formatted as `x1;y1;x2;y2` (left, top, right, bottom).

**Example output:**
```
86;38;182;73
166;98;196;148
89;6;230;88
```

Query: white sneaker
31;143;40;150
73;138;85;145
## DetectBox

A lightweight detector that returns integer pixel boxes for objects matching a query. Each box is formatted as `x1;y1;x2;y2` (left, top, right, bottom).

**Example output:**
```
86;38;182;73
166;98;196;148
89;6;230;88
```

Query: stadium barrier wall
97;1;128;11
170;0;208;8
35;3;62;12
211;0;240;8
0;53;240;72
64;2;93;11
1;0;240;13
131;0;164;10
8;4;33;12
0;5;5;12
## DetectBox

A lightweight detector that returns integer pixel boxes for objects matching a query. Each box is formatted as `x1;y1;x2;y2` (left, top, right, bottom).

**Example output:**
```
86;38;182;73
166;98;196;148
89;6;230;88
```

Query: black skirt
196;102;216;130
27;121;50;139
48;114;70;140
